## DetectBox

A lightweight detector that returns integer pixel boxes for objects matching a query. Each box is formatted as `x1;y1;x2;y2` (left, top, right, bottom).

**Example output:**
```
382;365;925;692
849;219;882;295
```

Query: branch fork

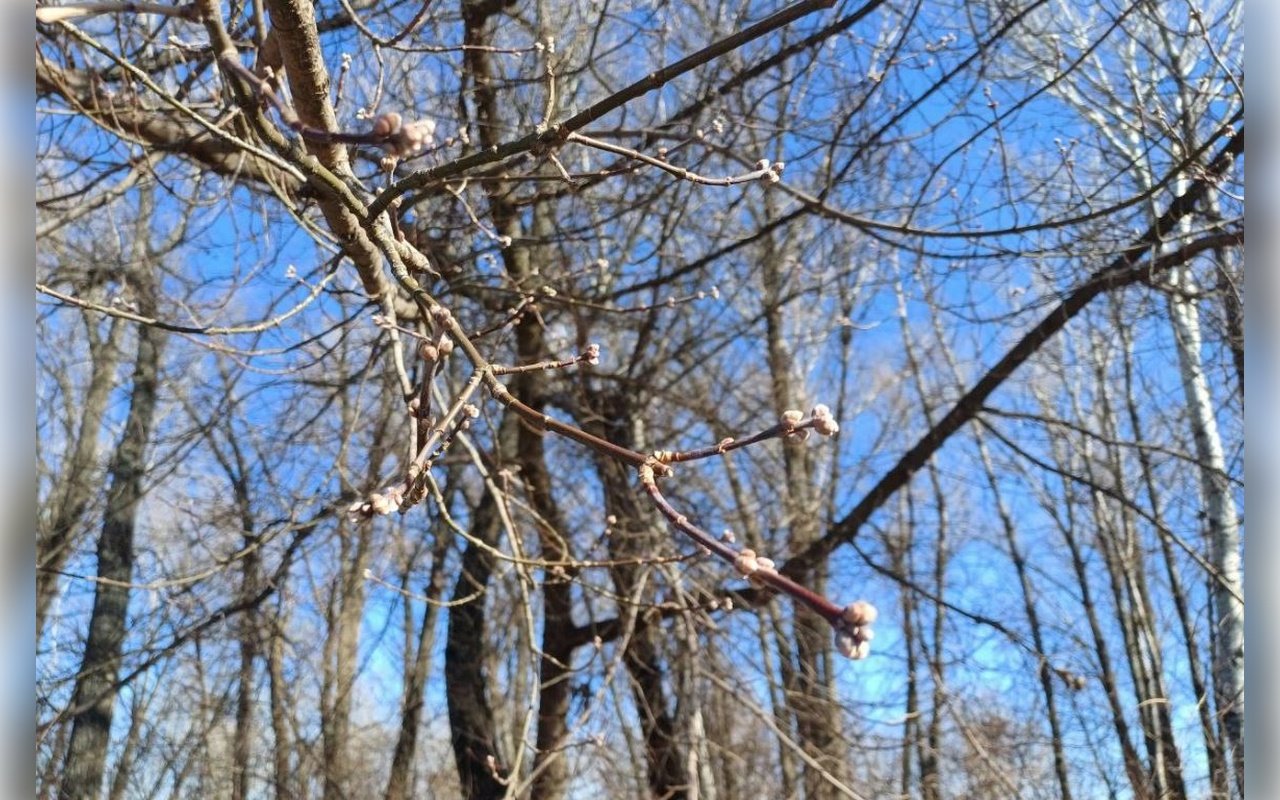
640;406;877;659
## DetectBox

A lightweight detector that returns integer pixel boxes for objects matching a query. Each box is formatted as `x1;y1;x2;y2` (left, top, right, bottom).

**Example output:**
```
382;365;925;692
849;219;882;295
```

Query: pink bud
834;629;873;660
733;548;759;576
841;600;878;627
372;111;403;137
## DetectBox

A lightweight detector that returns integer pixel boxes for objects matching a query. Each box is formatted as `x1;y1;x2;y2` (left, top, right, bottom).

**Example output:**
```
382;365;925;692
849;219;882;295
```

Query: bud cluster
779;403;841;440
372;111;437;157
733;547;779;587
834;600;878;660
347;484;406;523
755;158;786;184
419;334;454;363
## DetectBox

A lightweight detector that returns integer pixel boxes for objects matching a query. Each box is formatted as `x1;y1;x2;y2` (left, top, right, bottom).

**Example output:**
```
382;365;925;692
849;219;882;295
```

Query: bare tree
58;193;165;800
36;0;1243;798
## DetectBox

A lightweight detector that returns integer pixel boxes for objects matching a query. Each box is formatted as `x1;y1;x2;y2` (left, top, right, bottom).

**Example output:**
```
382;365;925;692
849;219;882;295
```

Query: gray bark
59;273;163;799
37;306;124;641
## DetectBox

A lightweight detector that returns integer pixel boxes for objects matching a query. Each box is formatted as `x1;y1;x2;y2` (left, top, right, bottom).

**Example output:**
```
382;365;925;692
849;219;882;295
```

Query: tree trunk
587;391;688;800
1035;375;1149;798
459;4;576;794
268;609;294;800
232;540;260;800
1115;300;1229;798
1082;331;1186;800
384;528;452;800
59;269;162;800
889;494;920;799
761;236;847;800
446;428;515;798
1166;266;1245;796
37;305;124;641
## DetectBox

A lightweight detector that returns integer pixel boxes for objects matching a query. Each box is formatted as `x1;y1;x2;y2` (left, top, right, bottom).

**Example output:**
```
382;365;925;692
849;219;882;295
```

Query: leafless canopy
37;0;1243;798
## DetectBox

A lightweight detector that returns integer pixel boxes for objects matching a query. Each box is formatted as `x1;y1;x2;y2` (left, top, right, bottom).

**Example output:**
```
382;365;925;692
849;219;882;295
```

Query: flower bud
369;491;400;516
380;116;436;157
811;404;840;436
835;628;873;660
372;111;403;137
841;600;878;627
346;500;369;523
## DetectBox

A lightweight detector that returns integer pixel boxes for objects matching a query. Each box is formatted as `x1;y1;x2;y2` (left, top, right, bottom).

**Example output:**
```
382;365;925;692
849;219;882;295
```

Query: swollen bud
372;111;403;138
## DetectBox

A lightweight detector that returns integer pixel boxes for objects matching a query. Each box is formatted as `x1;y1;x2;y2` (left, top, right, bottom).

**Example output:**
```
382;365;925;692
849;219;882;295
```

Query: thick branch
36;58;303;192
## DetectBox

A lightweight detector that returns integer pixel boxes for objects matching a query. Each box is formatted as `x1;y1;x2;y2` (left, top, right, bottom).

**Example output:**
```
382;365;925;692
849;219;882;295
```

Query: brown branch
196;0;421;315
35;55;303;192
364;0;836;220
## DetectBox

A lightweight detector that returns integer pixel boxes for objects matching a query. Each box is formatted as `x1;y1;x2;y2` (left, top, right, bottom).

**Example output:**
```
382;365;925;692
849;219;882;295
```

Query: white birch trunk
1166;264;1245;793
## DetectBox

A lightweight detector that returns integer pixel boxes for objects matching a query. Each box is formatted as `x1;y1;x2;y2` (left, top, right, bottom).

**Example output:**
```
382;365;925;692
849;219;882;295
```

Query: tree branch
782;125;1243;580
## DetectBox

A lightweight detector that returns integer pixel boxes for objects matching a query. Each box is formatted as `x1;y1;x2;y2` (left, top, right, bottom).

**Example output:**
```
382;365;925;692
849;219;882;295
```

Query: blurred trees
36;0;1243;798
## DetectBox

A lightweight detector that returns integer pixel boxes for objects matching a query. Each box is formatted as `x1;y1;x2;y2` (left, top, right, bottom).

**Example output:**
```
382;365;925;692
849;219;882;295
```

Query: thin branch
782;126;1243;580
364;0;837;220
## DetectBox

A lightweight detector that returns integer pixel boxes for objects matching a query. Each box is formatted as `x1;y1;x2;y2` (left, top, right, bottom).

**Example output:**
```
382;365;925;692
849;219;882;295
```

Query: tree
36;0;1243;798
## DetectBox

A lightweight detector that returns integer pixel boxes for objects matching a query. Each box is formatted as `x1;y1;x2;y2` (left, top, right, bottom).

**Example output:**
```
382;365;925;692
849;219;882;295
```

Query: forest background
35;0;1249;798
